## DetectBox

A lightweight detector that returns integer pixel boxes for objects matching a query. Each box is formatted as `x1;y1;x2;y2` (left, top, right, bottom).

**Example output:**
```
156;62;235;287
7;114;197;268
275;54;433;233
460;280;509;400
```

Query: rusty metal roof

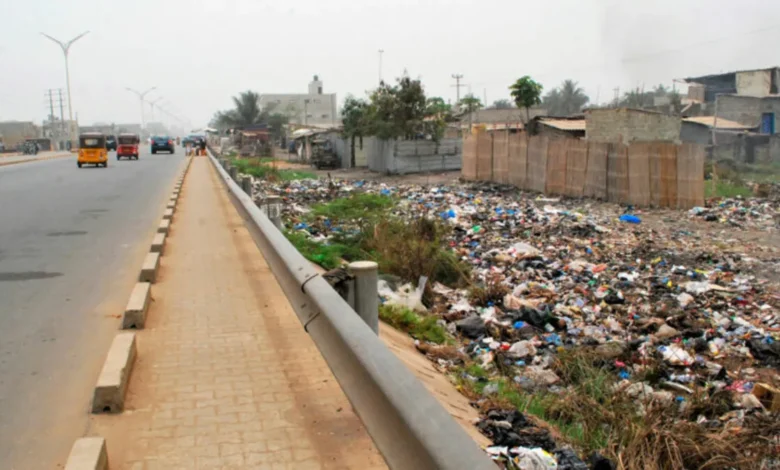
539;118;586;131
682;116;754;130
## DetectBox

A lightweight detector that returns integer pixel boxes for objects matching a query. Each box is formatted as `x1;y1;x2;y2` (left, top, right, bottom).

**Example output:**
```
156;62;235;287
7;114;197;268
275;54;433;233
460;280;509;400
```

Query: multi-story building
258;75;338;128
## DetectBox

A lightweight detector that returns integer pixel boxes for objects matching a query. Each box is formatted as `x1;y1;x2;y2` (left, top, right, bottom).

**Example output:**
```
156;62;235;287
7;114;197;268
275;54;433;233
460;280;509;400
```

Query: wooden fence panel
648;142;663;207
476;131;493;181
584;142;608;199
607;143;629;203
492;130;509;184
546;138;567;195
565;139;588;197
658;143;678;207
462;133;478;180
628;142;651;206
508;133;528;188
677;143;705;209
527;135;548;193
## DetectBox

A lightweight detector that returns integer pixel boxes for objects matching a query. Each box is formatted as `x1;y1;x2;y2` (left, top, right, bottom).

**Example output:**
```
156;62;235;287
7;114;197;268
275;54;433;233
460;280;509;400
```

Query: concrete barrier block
64;437;108;470
122;282;151;329
166;201;175;211
139;252;161;283
92;333;136;413
163;208;174;220
151;233;166;254
157;219;170;234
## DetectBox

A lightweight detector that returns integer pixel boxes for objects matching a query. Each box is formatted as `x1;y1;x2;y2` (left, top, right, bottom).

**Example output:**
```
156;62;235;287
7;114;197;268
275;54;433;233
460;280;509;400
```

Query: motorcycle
21;141;39;155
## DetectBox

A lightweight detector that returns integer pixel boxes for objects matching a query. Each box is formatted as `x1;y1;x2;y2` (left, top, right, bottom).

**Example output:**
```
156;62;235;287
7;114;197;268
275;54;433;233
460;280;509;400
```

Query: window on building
321;114;329;119
306;114;313;118
318;87;323;94
761;113;775;134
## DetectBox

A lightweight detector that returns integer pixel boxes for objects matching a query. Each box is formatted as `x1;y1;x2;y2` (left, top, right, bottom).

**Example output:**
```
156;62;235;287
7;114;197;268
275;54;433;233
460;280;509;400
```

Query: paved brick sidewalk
91;157;386;469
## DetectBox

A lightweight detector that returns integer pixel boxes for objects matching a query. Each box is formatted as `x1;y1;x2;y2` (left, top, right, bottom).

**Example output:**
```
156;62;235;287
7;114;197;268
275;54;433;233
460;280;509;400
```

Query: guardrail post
348;261;379;334
229;165;239;182
257;195;283;230
241;176;253;198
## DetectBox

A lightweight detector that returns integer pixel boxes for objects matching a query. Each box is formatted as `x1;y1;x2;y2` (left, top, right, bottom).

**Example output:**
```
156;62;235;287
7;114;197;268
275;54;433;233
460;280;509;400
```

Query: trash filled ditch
249;172;780;470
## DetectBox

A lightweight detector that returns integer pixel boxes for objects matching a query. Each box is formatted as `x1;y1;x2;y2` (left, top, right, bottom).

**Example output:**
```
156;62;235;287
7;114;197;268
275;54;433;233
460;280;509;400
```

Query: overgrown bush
360;217;471;290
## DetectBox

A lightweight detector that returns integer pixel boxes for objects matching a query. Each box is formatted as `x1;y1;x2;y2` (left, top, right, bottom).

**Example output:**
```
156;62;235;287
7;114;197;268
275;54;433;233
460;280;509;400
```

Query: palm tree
215;90;264;128
558;80;589;115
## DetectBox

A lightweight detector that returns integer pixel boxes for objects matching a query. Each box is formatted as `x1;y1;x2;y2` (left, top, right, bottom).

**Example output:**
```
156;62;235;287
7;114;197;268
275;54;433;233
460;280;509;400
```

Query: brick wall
585;108;681;144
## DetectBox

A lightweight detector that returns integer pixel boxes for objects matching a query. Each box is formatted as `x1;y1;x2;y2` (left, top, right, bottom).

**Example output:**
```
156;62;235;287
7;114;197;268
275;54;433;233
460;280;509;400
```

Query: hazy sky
2;0;780;128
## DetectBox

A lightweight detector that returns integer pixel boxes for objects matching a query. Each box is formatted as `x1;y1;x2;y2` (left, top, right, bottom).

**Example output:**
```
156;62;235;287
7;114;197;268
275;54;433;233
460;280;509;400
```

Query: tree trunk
350;135;356;168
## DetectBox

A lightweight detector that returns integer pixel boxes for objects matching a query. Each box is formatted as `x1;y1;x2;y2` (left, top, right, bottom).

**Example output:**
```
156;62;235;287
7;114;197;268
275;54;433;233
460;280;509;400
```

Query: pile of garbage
689;197;780;230
253;175;780;468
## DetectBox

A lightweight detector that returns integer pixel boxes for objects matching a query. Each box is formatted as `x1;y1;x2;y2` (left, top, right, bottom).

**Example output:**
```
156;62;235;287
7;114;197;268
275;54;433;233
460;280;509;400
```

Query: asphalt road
0;148;184;468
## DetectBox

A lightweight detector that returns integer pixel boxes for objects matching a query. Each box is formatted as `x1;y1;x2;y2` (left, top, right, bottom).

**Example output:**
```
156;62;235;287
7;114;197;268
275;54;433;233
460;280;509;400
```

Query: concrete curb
64;437;108;470
139;252;161;283
121;282;151;329
92;332;136;413
157;219;170;234
151;232;166;254
163;208;174;221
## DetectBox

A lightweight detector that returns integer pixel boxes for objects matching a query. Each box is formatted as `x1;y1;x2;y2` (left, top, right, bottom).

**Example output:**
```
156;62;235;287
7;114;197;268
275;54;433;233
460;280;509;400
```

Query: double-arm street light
125;86;157;136
41;31;89;148
147;97;165;122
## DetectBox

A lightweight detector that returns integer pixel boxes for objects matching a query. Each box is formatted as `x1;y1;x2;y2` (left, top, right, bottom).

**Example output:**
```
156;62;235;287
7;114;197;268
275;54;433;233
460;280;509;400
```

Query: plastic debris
262;175;780;464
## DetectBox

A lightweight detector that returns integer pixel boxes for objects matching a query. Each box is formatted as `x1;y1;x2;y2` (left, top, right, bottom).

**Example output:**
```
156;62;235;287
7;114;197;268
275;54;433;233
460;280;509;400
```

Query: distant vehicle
151;136;175;154
106;135;118;151
20;140;39;155
117;134;140;160
77;132;108;168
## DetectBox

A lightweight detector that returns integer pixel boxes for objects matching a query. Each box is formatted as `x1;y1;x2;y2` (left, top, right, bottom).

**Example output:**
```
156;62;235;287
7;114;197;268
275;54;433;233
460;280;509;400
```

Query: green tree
216;90;264;128
509;76;543;122
458;94;483;114
425;97;454;142
558;80;589;115
341;95;370;166
267;113;289;141
364;73;428;139
492;99;513;109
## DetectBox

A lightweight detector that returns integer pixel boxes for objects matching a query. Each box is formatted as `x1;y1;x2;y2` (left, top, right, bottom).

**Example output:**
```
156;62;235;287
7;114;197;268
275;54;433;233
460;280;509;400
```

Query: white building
258;75;338;128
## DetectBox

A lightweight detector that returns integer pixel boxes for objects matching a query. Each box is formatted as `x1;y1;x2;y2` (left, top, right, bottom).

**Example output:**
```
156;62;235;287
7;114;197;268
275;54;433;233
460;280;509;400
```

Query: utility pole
41;31;89;149
451;74;464;106
483;88;487;108
378;49;384;84
58;89;66;146
46;89;55;129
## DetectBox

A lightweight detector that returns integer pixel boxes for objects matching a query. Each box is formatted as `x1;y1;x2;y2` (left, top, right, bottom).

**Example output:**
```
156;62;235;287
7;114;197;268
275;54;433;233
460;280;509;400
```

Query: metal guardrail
207;150;494;470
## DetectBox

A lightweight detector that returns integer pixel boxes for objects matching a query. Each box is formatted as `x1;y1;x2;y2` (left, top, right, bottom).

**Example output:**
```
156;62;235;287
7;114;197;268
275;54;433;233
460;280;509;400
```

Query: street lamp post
125;86;157;137
148;97;164;123
41;31;89;149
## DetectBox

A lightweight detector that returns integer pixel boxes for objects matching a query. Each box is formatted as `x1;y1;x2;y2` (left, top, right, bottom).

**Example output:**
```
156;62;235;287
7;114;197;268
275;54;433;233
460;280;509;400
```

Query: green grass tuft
379;304;450;344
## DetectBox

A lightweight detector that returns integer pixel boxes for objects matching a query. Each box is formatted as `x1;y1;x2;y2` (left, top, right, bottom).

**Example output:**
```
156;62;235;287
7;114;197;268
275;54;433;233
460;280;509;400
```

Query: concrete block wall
367;138;462;174
585;108;681;144
716;95;763;128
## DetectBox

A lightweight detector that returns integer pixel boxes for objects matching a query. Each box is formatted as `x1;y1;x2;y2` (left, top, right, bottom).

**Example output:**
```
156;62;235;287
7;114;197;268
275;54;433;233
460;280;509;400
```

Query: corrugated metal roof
539;118;586;131
682;116;754;130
